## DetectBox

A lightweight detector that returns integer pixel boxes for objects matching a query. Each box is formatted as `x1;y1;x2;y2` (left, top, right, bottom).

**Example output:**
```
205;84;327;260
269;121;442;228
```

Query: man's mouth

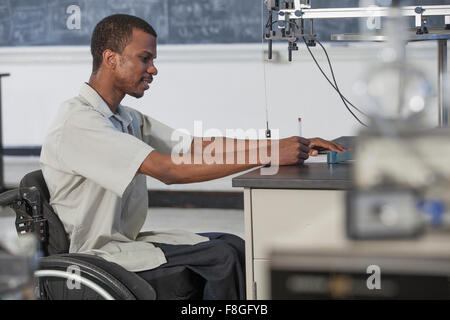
140;77;152;89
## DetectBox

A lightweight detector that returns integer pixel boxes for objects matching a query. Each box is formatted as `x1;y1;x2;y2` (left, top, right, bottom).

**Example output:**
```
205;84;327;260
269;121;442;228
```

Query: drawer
251;189;344;259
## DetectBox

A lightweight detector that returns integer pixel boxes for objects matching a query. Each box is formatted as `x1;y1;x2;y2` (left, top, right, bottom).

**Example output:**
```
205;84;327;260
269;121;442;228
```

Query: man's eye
141;57;149;62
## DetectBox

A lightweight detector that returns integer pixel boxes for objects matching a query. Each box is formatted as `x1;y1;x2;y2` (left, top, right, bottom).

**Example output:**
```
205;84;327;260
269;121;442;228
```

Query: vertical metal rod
268;40;273;60
438;40;448;127
288;43;292;61
0;73;9;193
268;10;273;59
0;77;2;192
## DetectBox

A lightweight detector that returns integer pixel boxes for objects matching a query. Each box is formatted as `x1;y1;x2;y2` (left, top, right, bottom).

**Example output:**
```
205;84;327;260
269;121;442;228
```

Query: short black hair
90;14;157;73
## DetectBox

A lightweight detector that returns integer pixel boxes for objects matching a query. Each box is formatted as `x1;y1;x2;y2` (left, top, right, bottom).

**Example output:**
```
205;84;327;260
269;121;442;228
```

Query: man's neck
88;73;124;114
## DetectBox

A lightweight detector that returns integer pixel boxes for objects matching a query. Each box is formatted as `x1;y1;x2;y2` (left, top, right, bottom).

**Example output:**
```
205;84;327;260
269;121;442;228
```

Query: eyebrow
141;50;156;58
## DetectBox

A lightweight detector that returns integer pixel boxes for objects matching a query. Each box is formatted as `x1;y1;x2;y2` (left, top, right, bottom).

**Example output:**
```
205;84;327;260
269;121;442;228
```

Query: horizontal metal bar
280;5;450;20
331;29;450;42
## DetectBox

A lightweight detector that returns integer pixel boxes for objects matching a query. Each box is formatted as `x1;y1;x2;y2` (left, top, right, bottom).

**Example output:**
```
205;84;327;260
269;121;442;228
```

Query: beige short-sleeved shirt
39;83;209;272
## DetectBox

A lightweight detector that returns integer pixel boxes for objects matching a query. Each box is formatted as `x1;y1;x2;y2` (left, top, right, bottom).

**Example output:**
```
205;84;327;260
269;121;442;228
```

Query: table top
232;162;353;190
232;136;354;190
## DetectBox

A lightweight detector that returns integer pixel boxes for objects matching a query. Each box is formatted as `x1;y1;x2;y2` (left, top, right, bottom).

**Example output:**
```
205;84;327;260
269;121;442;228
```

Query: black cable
303;37;368;126
315;39;368;117
301;37;369;127
302;37;368;126
267;18;368;126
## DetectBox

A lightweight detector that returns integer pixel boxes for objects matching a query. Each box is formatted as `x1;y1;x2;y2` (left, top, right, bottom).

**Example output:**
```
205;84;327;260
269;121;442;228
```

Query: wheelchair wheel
37;255;139;300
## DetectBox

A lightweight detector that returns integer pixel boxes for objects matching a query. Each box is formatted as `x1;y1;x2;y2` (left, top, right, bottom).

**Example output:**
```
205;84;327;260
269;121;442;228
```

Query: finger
309;149;319;156
310;141;326;150
297;158;305;165
327;144;342;152
323;141;345;152
332;142;347;152
298;143;310;153
298;137;310;146
298;151;309;160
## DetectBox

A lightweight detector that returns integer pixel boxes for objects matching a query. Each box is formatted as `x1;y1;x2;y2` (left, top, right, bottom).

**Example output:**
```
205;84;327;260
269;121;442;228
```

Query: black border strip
148;190;243;209
3;146;41;156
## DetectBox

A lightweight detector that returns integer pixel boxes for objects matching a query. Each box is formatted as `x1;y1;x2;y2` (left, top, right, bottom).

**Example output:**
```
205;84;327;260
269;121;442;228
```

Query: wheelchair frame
0;171;156;300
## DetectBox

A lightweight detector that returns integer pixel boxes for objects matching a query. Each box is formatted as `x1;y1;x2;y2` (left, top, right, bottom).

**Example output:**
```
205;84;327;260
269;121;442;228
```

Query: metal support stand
0;73;10;193
438;40;448;127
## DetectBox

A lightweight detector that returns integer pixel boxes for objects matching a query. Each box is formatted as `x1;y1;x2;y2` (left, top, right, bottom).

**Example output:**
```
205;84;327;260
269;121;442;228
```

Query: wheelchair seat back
17;170;69;256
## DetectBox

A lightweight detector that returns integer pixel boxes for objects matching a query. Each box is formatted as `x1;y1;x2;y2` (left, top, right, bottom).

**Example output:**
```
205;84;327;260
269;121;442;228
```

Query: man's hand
308;137;347;156
278;136;310;165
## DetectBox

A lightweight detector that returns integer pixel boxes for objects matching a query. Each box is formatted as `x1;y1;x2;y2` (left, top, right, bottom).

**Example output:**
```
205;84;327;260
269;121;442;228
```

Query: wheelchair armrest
0;189;21;206
0;188;49;248
0;187;40;209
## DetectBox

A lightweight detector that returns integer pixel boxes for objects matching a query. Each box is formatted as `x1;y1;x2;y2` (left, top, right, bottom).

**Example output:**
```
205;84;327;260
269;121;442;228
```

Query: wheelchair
0;170;204;300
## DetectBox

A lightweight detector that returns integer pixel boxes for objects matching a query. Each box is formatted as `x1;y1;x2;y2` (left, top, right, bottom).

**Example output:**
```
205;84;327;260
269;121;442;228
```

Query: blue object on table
327;150;353;164
417;199;445;227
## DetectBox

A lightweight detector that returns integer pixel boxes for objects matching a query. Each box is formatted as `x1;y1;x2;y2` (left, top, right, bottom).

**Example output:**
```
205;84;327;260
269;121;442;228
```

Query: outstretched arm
138;136;310;184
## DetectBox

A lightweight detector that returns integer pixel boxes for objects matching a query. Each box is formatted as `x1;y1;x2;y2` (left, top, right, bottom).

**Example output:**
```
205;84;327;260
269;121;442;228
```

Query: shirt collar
113;104;133;128
79;83;132;127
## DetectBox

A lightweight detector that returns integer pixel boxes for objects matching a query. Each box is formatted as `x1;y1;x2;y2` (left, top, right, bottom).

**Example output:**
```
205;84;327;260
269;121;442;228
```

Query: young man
40;14;345;299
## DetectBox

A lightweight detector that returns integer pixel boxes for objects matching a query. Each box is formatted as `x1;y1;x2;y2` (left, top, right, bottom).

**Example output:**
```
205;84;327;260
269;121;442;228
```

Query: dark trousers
135;232;246;300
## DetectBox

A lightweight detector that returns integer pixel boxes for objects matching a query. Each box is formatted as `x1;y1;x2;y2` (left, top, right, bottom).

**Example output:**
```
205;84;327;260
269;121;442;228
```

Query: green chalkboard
0;0;447;46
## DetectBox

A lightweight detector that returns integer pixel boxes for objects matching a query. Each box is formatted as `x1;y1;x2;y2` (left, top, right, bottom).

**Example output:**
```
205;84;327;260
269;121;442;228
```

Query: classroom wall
0;41;443;191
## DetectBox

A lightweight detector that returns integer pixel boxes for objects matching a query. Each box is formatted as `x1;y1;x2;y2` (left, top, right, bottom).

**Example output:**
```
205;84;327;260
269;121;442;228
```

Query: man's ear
102;49;118;70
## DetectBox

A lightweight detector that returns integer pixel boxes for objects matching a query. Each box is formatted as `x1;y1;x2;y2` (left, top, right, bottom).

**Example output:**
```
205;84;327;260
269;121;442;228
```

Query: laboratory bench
232;137;353;299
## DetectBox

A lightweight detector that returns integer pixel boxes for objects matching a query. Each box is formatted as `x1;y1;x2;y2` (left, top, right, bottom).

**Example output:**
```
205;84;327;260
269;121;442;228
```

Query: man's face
113;28;158;98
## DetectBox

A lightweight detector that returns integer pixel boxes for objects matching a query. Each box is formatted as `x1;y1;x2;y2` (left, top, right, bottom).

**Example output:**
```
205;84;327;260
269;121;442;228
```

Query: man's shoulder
60;95;94;112
57;95;105;122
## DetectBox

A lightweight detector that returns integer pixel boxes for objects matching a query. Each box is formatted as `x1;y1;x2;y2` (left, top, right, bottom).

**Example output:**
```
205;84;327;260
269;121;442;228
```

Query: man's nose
147;64;158;76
